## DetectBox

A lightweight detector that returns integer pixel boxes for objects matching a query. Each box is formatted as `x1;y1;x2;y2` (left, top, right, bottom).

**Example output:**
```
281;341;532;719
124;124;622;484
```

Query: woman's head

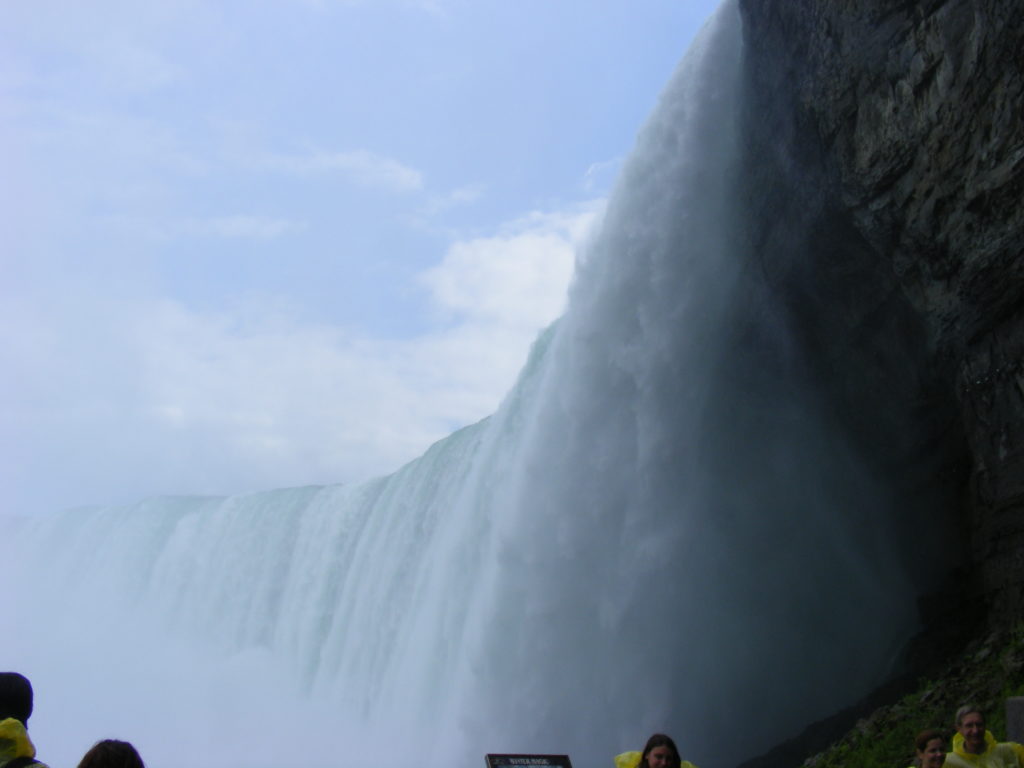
641;734;681;768
76;739;145;768
914;729;946;768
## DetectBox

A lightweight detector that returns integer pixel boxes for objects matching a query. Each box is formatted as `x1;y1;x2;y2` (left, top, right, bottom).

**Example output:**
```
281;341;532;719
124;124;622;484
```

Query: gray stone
1007;697;1024;742
738;0;1024;619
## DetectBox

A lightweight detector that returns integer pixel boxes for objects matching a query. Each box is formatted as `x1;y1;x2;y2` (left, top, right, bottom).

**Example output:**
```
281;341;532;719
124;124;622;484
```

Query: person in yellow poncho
945;705;1023;768
0;672;48;768
614;733;698;768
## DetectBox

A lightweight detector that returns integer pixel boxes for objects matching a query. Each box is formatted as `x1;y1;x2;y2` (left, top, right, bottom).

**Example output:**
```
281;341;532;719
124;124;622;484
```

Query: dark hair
641;734;681;768
0;672;34;723
915;729;946;752
76;739;146;768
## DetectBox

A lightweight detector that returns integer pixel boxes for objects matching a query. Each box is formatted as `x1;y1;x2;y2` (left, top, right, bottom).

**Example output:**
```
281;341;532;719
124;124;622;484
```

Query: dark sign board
485;755;573;768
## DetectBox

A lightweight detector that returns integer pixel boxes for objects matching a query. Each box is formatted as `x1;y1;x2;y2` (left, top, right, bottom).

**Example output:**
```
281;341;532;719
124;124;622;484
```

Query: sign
485;755;573;768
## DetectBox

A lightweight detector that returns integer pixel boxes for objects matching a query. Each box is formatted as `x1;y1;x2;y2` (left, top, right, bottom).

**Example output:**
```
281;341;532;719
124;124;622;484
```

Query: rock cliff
732;0;1024;763
738;0;1024;621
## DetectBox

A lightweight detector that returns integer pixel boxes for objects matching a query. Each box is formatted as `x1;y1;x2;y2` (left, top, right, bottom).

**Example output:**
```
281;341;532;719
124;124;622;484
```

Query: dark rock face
738;0;1024;620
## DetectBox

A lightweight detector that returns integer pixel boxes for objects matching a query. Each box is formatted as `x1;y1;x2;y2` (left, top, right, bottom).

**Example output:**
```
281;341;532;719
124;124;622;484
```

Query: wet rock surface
739;0;1024;615
733;0;1024;763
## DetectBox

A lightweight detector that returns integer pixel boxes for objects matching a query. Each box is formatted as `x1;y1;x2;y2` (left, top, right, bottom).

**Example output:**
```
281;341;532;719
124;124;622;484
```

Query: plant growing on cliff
805;628;1024;768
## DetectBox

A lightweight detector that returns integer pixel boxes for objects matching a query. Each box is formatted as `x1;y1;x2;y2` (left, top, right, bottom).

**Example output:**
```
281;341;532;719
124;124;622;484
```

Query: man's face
958;711;986;753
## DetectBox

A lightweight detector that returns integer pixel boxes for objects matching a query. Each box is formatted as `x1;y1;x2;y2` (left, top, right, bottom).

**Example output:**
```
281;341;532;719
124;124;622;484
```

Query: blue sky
1;0;722;516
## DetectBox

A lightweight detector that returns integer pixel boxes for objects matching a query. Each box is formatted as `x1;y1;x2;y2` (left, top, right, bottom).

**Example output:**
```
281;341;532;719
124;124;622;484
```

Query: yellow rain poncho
614;751;699;768
946;731;1023;768
0;717;43;768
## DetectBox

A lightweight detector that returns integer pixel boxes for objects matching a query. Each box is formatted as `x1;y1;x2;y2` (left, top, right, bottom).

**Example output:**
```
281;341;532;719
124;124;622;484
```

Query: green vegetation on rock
806;627;1024;768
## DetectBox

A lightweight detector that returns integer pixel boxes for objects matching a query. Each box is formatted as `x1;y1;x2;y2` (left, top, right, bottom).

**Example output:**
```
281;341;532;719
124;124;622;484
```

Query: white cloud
260;148;424;192
421;205;600;328
448;185;484;205
0;202;602;517
412;184;486;223
582;157;624;194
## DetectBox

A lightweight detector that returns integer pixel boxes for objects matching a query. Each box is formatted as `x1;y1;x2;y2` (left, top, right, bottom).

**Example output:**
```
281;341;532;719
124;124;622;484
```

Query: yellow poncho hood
950;731;1024;765
614;750;699;768
0;717;36;764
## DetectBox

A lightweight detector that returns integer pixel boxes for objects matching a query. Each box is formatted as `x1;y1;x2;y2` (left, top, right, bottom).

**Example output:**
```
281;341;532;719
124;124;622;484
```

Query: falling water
4;3;932;768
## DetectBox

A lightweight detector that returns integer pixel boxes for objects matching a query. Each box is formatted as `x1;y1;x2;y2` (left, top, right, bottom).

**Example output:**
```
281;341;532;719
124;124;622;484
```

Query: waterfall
4;3;928;768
